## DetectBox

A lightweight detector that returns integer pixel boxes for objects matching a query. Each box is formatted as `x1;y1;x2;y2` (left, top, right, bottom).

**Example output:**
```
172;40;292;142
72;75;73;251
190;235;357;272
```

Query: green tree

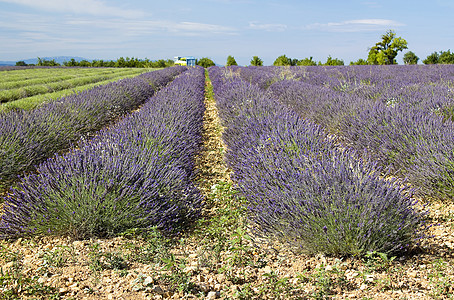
197;57;215;68
250;56;263;66
91;59;106;67
226;55;238;66
273;54;294;66
297;57;317;66
403;51;419;65
115;57;127;67
423;52;440;64
78;60;92;67
64;58;78;67
37;57;60;66
439;50;454;64
15;61;27;66
322;55;344;66
350;58;368;65
367;30;408;65
152;59;167;68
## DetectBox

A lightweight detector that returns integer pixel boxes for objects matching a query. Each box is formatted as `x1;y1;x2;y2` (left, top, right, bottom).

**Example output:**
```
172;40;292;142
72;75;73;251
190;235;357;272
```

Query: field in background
0;67;155;111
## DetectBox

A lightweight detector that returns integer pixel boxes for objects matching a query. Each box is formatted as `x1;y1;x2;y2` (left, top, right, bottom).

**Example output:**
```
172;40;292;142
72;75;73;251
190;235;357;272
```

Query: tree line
229;30;454;66
16;57;176;68
15;30;454;68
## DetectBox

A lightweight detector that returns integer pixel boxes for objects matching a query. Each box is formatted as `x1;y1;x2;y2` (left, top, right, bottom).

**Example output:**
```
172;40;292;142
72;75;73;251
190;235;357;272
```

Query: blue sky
0;0;453;65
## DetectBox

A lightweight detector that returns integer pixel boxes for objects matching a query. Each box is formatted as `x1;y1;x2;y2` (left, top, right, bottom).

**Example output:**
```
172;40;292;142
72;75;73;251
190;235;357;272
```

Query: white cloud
0;0;143;18
172;22;238;35
248;21;287;32
65;18;238;36
306;19;404;32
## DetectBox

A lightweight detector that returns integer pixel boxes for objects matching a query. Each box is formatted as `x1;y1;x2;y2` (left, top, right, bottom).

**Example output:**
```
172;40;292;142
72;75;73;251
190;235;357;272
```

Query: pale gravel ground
1;78;454;299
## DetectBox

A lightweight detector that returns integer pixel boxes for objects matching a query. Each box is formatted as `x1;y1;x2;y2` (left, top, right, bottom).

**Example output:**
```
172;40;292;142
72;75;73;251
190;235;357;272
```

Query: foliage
263;64;454;200
321;55;344;66
209;66;428;256
61;57;175;68
196;57;215;68
1;70;152;112
226;55;238;66
342;100;454;200
403;51;419;65
37;57;60;66
273;55;297;66
367;30;408;65
423;52;440;64
237;66;276;89
14;61;27;66
0;67;205;239
439;50;454;64
350;58;368;65
250;56;263;66
0;67;186;192
0;68;150;104
424;50;454;64
297;57;317;66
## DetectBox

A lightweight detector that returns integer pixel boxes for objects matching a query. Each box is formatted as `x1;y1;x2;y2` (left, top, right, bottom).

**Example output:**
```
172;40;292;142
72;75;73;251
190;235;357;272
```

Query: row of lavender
261;66;454;201
0;66;206;239
209;66;428;256
238;65;454;119
0;66;186;191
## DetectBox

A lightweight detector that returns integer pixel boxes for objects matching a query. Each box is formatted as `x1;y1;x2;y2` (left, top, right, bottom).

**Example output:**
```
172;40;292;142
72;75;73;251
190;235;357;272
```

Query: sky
0;0;453;66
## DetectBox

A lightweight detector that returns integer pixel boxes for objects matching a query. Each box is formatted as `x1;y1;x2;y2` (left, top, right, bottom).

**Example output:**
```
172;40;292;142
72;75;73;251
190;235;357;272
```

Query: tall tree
350;58;368;65
226;55;238;66
15;61;27;66
197;57;215;68
439;50;454;64
423;52;440;64
403;51;419;65
322;55;344;66
250;56;263;66
273;55;296;66
297;57;317;66
367;30;408;65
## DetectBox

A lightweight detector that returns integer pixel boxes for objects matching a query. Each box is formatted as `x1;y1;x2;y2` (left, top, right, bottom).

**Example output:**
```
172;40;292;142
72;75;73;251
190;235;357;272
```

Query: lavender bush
0;67;204;239
209;66;428;256
0;67;186;190
342;101;454;199
242;145;427;256
262;65;454;201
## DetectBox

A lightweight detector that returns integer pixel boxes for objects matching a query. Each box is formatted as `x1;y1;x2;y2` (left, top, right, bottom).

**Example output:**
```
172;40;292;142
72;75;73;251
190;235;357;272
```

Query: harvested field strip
0;67;141;83
0;69;143;89
0;69;151;104
0;72;153;111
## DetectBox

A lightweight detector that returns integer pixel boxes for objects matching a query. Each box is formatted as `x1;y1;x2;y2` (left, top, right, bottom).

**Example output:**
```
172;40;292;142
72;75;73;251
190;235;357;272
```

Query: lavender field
1;65;454;299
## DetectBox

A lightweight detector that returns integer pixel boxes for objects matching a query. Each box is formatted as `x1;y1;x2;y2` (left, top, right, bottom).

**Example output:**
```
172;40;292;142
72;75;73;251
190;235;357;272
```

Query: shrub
0;67;186;190
209;67;428;256
0;67;205;239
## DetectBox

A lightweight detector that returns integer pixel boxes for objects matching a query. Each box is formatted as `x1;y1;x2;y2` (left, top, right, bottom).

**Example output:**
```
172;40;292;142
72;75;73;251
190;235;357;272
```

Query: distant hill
0;56;90;66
